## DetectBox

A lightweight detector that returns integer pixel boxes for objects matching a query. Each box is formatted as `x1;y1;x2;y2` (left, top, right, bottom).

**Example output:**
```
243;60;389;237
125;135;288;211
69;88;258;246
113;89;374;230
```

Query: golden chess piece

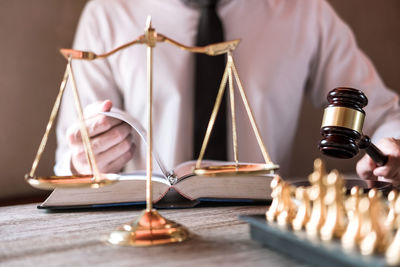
276;181;296;226
292;186;311;231
360;188;390;255
341;186;364;250
385;190;399;230
386;192;400;265
356;195;373;248
266;175;284;222
320;170;347;241
306;158;327;237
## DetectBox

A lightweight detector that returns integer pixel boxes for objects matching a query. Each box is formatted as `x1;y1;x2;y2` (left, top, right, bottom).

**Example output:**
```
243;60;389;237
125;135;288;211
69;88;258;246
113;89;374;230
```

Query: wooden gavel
319;87;388;166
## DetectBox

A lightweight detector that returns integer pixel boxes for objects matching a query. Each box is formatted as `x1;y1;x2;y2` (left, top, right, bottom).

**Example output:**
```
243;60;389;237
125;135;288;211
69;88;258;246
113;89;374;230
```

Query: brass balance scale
25;17;279;246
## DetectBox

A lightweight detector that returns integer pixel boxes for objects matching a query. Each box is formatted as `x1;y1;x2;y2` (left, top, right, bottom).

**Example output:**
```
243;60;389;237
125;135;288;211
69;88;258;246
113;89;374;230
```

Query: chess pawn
360;189;390;255
276;180;296;226
266;175;284;222
292;186;311;231
357;195;374;248
386;193;400;265
385;190;399;230
320;170;347;241
306;159;327;237
341;186;364;250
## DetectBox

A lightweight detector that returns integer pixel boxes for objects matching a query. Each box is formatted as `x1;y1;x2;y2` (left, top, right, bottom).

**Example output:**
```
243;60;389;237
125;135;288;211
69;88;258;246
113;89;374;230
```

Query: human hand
356;137;400;187
67;100;134;174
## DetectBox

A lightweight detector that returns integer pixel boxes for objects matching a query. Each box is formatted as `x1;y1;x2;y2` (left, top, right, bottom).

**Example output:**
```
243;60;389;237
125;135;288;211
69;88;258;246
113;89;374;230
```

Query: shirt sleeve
54;1;123;175
307;0;400;143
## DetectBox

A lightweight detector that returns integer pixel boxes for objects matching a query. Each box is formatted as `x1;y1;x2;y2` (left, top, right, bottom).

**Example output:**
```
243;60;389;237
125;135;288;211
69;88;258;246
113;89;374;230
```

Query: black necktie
193;0;227;160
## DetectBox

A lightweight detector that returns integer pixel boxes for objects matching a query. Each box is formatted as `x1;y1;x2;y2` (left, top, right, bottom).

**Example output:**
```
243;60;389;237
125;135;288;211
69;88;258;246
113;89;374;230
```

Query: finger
71;135;133;173
68;99;116;143
373;156;400;179
373;138;400;157
371;138;400;181
87;115;123;138
67;115;123;144
96;136;134;171
70;130;132;166
356;154;377;180
83;100;113;118
90;123;132;154
373;166;398;179
103;146;135;173
70;149;92;174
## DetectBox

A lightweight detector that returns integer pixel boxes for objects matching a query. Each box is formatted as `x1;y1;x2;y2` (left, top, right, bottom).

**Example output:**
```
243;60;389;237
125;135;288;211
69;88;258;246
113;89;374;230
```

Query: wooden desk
0;204;302;266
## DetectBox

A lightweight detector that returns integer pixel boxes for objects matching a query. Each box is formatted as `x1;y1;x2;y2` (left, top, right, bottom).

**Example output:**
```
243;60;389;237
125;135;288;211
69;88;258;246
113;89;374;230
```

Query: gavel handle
358;135;388;166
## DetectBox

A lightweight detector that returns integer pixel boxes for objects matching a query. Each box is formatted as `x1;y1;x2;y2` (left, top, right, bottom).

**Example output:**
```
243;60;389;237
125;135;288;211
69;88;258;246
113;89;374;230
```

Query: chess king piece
341;186;364;249
359;189;390;255
320;170;347;241
306;158;327;237
386;191;400;265
292;186;311;231
319;87;388;166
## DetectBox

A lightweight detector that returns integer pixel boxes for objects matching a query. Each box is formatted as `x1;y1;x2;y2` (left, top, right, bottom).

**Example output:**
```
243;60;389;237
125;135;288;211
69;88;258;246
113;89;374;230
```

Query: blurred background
0;0;399;204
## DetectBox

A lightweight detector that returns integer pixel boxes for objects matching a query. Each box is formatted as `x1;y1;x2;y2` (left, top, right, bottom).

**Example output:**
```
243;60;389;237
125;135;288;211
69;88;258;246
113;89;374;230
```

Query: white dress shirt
55;0;400;177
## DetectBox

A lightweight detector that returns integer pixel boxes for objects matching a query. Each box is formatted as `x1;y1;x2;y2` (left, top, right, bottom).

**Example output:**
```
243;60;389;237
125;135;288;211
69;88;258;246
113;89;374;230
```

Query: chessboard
240;158;400;267
240;214;386;267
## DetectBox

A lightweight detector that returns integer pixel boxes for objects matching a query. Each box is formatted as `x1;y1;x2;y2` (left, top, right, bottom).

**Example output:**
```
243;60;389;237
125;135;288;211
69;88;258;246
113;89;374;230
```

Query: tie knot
184;0;219;9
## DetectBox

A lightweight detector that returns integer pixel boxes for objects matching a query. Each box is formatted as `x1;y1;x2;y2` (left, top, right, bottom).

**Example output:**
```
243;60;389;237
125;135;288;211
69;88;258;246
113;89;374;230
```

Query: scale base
108;209;189;246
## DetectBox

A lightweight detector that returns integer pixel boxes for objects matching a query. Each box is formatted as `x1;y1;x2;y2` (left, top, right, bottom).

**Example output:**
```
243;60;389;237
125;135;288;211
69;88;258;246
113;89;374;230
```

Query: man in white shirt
55;0;400;184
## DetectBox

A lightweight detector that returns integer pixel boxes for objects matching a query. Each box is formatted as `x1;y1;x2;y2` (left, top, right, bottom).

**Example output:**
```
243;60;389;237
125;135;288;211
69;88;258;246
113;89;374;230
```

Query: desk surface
0;204;302;266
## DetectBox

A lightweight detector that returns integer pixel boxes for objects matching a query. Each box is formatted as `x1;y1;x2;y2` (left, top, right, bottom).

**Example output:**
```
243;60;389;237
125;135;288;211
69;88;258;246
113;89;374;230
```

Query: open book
40;109;274;209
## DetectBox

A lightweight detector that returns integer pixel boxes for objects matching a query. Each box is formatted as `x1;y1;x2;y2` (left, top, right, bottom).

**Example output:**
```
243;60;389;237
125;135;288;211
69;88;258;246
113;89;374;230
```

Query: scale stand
25;16;279;246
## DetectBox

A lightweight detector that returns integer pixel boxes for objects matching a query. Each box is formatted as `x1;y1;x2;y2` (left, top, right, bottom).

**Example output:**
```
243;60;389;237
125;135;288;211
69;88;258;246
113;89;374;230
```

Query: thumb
356;153;378;180
100;99;112;112
84;100;113;118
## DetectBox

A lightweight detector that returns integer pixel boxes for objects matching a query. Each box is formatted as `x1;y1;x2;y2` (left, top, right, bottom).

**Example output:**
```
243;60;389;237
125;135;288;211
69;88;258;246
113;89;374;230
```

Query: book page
101;108;170;179
173;174;274;201
40;173;170;208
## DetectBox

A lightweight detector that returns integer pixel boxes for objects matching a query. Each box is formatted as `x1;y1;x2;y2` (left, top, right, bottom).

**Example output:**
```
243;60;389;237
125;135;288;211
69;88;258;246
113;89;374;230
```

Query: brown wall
0;0;399;201
0;0;87;201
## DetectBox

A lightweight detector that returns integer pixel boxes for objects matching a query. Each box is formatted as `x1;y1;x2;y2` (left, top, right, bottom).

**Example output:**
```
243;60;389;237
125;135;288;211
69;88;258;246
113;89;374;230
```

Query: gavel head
319;87;368;159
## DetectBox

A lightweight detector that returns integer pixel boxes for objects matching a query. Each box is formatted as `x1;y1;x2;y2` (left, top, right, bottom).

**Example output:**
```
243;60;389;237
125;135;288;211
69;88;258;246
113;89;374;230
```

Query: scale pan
25;173;119;190
193;163;279;176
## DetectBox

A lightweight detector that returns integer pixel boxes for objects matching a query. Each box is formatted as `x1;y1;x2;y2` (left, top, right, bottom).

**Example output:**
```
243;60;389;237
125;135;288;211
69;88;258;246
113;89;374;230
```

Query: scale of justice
25;17;279;246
